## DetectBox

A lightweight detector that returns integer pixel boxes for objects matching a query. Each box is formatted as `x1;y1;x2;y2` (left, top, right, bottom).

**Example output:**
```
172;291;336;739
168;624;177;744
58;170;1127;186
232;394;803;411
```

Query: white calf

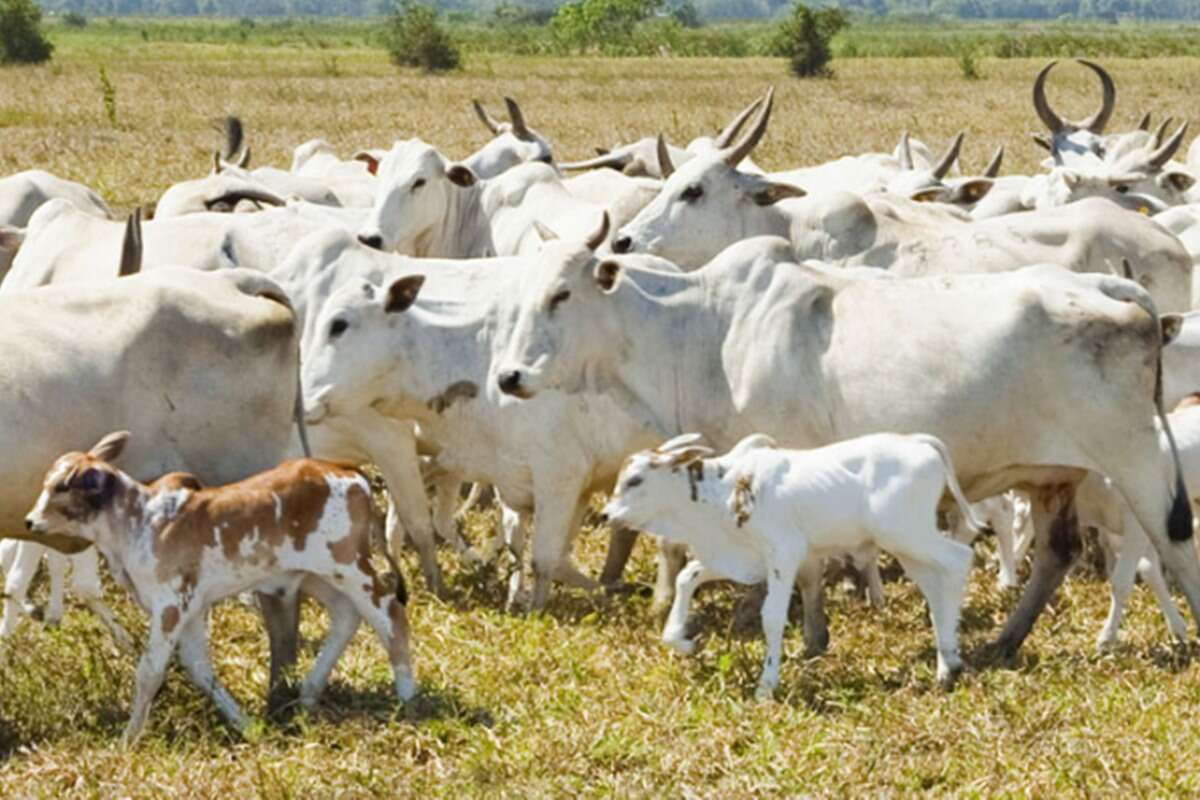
949;491;1032;590
601;432;981;698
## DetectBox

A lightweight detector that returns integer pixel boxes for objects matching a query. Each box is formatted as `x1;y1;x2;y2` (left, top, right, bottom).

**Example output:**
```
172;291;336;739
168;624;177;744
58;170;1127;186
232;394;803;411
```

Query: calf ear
88;431;130;463
750;179;806;206
594;260;621;293
385;275;425;313
666;445;714;468
1162;313;1185;346
446;164;477;188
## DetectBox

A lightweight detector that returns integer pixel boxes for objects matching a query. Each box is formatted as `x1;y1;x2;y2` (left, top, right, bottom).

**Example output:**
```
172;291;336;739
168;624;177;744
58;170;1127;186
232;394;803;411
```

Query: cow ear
950;178;994;204
446;164;477;187
910;188;947;204
88;431;129;463
1162;313;1185;345
751;180;806;206
667;445;714;468
1062;171;1081;189
1162;170;1196;193
532;221;559;243
385;275;425;313
594;260;621;293
353;151;380;176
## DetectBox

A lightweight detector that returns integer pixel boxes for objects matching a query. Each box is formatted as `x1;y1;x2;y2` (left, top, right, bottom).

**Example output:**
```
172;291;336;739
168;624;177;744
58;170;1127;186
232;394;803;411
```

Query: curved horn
983;144;1004;178
221;116;244;162
1137;111;1152;131
472;100;502;135
1032;60;1065;135
655;432;706;453
897;131;914;171
713;95;764;149
723;86;774;168
559;152;631;172
118;207;142;278
932;131;965;180
1076;59;1116;134
1147;121;1189;170
585;211;610;252
234;145;251;169
656;134;675;179
203;189;286;211
504;97;532;141
1153;116;1174;148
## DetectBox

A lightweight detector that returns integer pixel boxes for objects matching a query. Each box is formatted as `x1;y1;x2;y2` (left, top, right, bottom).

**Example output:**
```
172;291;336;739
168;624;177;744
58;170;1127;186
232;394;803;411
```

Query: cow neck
426;182;494;259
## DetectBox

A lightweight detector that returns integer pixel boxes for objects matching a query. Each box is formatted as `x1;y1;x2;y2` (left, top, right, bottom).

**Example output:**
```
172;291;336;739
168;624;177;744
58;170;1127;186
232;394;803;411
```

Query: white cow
466;97;555;177
493;236;1200;657
0;169;112;228
602;432;980;695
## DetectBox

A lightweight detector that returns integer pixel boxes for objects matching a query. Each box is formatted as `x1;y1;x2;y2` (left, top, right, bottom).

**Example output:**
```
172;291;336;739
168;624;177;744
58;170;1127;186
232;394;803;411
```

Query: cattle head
600;435;714;529
468;97;554;178
357;139;477;255
885;132;995;208
1032;60;1116;164
24;432;131;555
302;270;428;426
612;88;807;269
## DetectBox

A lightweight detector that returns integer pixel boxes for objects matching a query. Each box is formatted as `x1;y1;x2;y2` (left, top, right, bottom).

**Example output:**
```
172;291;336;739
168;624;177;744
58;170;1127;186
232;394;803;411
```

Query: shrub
0;0;53;66
384;1;460;72
551;0;664;54
771;2;846;78
672;0;703;29
61;11;87;29
956;48;981;79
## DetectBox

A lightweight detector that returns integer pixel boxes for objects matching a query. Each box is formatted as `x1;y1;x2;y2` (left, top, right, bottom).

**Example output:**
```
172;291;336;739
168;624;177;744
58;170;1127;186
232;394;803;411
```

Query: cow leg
851;548;885;609
72;549;133;651
43;551;68;626
528;471;595;611
177;614;249;732
1;542;42;636
432;473;483;567
599;525;640;587
991;485;1081;659
258;587;301;704
662;559;722;655
298;587;361;709
993;506;1021;590
1140;548;1189;643
501;505;529;611
652;540;689;616
796;558;829;657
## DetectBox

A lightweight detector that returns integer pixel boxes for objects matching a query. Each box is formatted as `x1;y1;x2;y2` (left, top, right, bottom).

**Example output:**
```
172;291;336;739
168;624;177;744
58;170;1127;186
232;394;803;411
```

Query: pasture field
3;29;1200;797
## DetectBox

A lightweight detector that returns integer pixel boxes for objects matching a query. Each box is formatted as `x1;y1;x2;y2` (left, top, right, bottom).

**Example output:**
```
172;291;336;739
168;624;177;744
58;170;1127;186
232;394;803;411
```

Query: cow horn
1121;259;1134;281
655;432;706;453
932;132;965;180
713;94;764;149
203;189;286;211
1147;121;1189;170
723;86;774;168
897;131;914;171
1137;111;1152;131
1032;61;1066;135
505;97;532;141
1076;59;1116;134
472;100;502;135
656;134;675;179
234;145;252;169
212;150;223;174
559;152;631;172
118;207;142;278
221;116;245;163
1152;116;1174;149
983;145;1004;178
585;211;610;252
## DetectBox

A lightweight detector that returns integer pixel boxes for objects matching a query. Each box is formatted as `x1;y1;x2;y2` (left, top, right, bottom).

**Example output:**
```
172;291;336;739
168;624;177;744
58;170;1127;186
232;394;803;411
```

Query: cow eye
412;178;426;190
681;185;703;202
1115;185;1129;194
549;290;570;311
330;319;349;338
539;155;554;165
625;476;643;489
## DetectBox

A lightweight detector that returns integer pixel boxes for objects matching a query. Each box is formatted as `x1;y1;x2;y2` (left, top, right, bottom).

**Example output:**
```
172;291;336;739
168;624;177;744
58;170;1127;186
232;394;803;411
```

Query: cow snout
498;369;524;396
24;517;33;531
612;235;633;254
358;233;385;251
597;510;609;525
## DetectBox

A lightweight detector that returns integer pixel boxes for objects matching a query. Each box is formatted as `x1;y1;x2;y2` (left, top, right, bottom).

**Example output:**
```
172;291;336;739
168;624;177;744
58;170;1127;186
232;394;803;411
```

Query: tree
551;0;664;53
0;0;52;65
383;1;460;72
772;2;846;78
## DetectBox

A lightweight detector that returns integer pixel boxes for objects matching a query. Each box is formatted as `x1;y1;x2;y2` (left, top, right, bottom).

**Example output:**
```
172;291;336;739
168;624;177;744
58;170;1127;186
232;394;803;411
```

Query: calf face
602;437;714;529
24;431;130;554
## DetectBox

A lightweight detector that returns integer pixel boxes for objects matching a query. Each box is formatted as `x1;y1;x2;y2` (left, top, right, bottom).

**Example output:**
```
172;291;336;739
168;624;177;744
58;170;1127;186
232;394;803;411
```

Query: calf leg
1;542;43;636
43;551;68;626
756;557;802;701
1097;523;1147;649
851;548;885;609
599;526;639;587
796;558;828;657
258;587;301;701
333;567;416;702
895;541;972;690
71;549;133;650
124;613;181;744
994;508;1021;590
297;587;362;709
991;485;1081;659
652;541;689;617
1140;548;1189;643
662;560;722;655
177;614;249;732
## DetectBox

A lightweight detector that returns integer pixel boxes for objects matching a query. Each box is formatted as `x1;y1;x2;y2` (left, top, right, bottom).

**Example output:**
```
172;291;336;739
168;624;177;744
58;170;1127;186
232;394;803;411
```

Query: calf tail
363;482;409;606
912;434;987;534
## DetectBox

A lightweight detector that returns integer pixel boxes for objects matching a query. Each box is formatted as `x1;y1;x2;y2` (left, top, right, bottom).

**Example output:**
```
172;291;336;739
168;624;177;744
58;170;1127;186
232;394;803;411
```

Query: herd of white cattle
5;57;1200;735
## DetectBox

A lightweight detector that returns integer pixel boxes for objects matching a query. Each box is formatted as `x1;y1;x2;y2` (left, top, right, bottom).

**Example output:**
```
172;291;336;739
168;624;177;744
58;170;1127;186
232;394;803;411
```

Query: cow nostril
358;234;384;251
498;370;522;395
613;235;633;254
598;512;609;524
24;518;32;531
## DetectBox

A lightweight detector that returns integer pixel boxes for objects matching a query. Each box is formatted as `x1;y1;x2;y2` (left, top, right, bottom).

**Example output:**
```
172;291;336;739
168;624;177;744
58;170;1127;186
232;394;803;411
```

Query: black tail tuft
394;570;409;606
1169;472;1194;542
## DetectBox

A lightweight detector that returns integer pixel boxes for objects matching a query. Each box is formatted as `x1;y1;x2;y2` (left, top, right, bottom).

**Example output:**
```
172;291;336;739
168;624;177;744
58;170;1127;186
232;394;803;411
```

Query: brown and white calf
23;432;416;743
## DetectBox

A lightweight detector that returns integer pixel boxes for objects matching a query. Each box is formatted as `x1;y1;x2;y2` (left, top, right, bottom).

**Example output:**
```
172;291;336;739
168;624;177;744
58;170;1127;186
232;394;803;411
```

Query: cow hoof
754;683;777;702
663;635;696;655
937;663;963;691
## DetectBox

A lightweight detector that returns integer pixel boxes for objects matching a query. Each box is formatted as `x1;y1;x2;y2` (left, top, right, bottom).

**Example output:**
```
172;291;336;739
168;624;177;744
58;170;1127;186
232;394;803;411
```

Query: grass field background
2;26;1200;797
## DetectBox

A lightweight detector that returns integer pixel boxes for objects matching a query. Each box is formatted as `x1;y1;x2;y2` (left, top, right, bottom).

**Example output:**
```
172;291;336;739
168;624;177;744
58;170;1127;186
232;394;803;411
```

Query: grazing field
3;30;1200;797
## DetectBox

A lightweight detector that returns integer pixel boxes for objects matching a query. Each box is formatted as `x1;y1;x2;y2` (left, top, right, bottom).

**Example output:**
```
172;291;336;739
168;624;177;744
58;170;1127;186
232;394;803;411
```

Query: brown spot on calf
160;605;180;634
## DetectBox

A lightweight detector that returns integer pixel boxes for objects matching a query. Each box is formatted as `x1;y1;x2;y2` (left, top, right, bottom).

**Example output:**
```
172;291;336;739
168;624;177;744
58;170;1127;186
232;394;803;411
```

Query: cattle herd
4;58;1200;741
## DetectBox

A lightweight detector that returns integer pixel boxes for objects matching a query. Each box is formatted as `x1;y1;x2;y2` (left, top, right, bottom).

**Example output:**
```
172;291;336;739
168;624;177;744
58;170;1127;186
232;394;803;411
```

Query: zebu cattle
298;227;685;609
0;268;308;691
0;169;112;227
291;139;379;180
494;236;1200;657
610;93;1193;311
467;97;555;177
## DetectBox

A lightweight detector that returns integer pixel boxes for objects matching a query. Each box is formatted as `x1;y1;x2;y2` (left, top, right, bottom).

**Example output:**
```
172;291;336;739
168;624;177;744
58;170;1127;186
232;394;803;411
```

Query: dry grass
3;35;1200;797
